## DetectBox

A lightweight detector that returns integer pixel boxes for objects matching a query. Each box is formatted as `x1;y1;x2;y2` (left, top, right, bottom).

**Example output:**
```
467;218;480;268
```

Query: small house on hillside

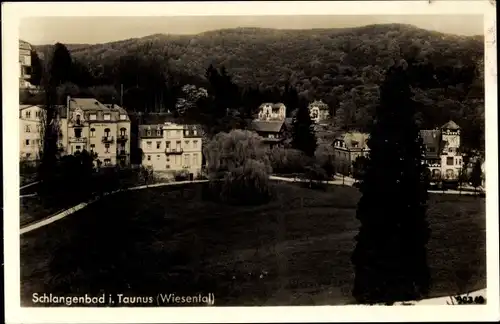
257;103;286;121
250;120;287;149
308;100;330;124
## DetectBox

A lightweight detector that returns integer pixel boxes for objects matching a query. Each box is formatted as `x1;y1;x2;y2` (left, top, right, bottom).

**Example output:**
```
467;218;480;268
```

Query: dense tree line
27;23;484;151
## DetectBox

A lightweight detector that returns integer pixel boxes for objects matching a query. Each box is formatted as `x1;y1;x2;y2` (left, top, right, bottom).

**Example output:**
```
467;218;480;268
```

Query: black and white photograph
3;1;498;323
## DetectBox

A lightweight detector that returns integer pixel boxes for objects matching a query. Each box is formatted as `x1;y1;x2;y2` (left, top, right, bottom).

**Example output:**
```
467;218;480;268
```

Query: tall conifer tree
291;103;317;157
351;63;431;304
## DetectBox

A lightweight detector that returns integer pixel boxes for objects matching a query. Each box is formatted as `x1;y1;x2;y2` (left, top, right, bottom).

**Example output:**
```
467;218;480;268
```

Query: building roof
308;100;329;110
19;104;67;118
19;40;32;51
441;120;460;130
259;102;286;110
251;120;285;133
336;132;370;150
420;129;442;159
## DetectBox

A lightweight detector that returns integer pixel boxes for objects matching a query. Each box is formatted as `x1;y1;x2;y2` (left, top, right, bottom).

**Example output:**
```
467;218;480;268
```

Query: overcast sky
20;15;483;45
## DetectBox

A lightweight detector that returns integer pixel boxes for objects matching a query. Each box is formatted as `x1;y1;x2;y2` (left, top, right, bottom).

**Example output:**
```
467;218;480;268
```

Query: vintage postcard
2;1;498;323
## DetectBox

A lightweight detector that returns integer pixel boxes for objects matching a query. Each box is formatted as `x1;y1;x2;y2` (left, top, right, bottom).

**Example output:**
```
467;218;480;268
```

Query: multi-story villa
19;96;131;167
420;120;464;181
332;120;465;180
19;104;49;161
333;131;370;174
19;40;34;90
308;100;330;124
257;103;286;121
139;122;203;179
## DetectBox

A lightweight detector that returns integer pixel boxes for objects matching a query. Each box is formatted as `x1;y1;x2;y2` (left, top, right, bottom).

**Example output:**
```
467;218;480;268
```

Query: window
74;128;82;138
166;157;170;162
119;114;127;120
193;129;197;136
89;114;97;120
147;155;151;161
184;130;189;136
193;140;198;148
147;130;152;136
25;125;31;133
146;141;152;149
25;111;31;118
104;159;111;166
105;143;110;153
184;154;190;166
120;128;126;136
26;153;31;158
157;129;162;136
156;141;161;149
103;114;111;121
268;134;275;139
104;128;110;137
185;140;190;146
75;114;81;125
448;148;453;153
165;141;170;149
90;128;96;137
446;157;454;166
166;165;170;169
157;155;160;160
36;124;40;132
35;111;41;118
25;139;30;146
193;153;198;166
76;145;81;151
90;144;95;152
175;155;180;165
428;147;436;153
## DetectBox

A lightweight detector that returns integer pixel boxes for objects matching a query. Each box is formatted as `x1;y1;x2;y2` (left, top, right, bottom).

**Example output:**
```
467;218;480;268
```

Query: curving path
20;180;208;235
20;174;485;234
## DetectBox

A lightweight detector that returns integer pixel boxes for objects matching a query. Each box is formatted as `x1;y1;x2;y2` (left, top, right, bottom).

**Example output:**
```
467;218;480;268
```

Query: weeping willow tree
203;129;273;205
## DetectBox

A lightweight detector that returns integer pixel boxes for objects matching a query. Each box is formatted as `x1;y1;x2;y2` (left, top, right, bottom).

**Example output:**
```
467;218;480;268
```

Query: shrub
220;159;273;205
269;147;311;175
303;164;329;190
314;144;336;178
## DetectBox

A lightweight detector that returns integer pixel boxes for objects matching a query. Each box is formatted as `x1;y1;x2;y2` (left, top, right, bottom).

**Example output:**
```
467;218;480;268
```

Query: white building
257;103;286;121
139;122;203;179
19;97;132;167
308;100;330;124
421;120;464;181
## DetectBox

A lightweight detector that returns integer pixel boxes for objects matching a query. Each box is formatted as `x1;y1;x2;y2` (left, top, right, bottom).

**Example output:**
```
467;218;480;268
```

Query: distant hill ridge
32;22;483;94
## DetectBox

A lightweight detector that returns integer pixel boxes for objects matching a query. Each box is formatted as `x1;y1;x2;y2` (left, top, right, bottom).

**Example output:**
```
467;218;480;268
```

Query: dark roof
251;120;284;133
420;130;441;158
441;120;460;130
308;100;329;110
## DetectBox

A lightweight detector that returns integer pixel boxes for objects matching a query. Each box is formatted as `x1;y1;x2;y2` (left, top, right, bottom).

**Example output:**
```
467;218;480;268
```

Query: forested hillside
25;23;485;150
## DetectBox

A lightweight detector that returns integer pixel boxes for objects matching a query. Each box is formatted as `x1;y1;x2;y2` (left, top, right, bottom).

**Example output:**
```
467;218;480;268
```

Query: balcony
165;148;183;154
117;134;129;142
102;136;114;143
68;136;88;143
72;120;84;128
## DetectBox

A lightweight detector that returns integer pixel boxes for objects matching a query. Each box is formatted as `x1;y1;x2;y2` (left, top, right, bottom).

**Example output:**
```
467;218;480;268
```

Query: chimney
66;95;70;120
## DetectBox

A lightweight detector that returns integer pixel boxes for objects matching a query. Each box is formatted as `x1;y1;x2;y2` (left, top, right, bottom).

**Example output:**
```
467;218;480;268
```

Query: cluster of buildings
249;100;332;148
332;120;468;182
19;96;204;179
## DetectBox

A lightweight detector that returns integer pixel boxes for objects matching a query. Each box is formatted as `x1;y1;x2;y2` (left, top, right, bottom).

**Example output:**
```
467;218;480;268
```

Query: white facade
257;103;286;121
139;122;203;177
